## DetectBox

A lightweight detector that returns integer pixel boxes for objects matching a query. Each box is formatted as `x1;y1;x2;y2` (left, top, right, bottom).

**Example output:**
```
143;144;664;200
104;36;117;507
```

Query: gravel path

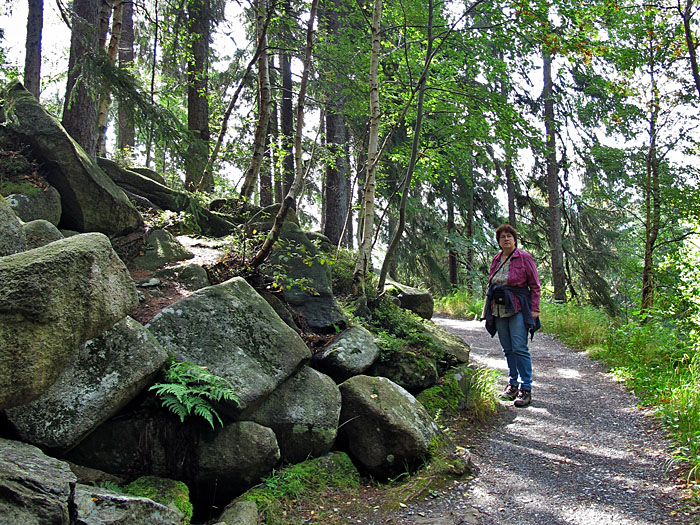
383;315;689;525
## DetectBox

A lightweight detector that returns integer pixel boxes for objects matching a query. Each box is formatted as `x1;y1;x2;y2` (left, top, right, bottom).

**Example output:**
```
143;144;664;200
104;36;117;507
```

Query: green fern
150;360;239;429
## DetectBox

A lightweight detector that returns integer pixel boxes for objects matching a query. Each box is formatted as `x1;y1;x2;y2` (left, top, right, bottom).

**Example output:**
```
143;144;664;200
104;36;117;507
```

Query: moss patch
239;452;360;523
124;476;193;524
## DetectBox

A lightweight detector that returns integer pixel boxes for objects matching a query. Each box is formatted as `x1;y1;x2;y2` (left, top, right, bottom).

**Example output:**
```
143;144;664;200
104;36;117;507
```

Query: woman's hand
532;311;540;319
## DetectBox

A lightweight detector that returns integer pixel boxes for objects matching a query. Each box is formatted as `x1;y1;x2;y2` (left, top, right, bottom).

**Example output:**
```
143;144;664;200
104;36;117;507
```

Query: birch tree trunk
96;0;124;156
352;0;383;302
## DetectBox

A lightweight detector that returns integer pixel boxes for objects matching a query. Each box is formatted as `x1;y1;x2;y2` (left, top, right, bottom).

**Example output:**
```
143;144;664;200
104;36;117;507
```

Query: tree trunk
280;0;295;199
642;54;661;312
321;0;349;246
185;0;211;192
62;0;101;158
680;1;700;100
117;0;135;152
543;46;567;302
352;0;383;303
250;0;319;267
446;180;458;287
96;0;124;156
144;0;159;167
98;0;113;50
465;162;474;292
260;113;274;206
505;162;516;227
323;104;349;245
271;101;282;202
24;0;43;101
343;125;353;248
239;0;272;199
377;0;433;292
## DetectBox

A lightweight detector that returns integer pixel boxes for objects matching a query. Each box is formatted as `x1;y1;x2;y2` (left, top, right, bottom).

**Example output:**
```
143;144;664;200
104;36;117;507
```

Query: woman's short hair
496;224;518;245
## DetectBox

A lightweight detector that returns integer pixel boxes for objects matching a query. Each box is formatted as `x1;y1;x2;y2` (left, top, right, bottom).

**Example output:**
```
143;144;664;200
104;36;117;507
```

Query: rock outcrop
132;229;194;271
22;219;63;249
385;279;434;320
0;438;76;524
0;233;138;409
271;222;347;332
146;277;311;416
5;317;168;452
2;81;143;236
5;184;62;225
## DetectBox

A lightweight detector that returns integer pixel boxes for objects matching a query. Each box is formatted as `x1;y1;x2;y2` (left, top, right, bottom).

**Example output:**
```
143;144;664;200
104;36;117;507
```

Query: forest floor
335;315;697;525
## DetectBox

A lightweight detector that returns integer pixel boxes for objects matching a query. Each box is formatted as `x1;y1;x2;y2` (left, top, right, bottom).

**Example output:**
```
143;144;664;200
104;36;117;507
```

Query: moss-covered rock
338;375;438;478
0;233;138;409
124;476;193;524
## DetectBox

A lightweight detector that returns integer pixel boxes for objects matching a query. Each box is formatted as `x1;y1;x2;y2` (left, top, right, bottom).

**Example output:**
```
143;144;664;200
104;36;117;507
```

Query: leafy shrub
150;359;239;429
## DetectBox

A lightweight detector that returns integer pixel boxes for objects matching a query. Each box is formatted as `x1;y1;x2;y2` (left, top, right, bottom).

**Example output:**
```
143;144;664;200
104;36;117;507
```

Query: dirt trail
382;315;690;525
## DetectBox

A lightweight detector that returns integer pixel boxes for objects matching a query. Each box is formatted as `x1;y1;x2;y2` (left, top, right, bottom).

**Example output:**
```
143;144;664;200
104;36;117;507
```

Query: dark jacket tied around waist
484;284;541;340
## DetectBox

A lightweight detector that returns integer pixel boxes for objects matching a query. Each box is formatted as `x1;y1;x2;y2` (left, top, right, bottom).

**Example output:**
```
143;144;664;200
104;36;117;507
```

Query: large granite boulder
154;263;210;291
22;218;63;249
0;438;76;524
5;317;168;452
132;229;194;271
97;156;237;237
385;279;434;320
194;421;280;509
122;476;192;524
73;484;187;525
130;166;167;185
5;185;62;225
311;325;380;381
337;375;439;478
0;233;139;409
97;156;186;211
216;500;259;525
2;82;143;236
366;351;439;393
146;277;311;417
271;221;347;332
424;321;470;364
246;365;341;463
65;408;279;508
0;194;26;255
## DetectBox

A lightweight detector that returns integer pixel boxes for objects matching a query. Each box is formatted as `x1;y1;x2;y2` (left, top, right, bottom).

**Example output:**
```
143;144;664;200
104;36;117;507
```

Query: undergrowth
541;303;700;485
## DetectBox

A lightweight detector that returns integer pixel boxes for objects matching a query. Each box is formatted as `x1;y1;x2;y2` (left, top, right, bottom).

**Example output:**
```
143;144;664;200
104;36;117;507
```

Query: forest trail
387;316;690;525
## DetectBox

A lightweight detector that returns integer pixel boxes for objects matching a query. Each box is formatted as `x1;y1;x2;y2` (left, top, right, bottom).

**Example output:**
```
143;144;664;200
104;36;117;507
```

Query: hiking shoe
500;383;519;401
514;389;532;408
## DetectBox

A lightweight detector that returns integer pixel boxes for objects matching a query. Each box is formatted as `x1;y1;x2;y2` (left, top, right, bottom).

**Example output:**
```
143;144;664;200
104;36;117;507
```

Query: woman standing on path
483;224;541;407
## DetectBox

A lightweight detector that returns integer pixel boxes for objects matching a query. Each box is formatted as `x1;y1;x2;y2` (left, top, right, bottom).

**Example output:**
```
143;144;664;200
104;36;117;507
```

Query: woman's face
499;231;516;252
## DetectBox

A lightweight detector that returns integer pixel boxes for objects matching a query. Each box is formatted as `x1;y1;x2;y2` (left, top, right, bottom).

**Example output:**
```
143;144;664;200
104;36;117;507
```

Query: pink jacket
488;249;541;313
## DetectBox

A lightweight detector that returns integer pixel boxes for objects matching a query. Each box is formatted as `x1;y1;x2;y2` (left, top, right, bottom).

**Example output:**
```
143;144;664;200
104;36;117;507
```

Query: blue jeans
495;312;532;390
